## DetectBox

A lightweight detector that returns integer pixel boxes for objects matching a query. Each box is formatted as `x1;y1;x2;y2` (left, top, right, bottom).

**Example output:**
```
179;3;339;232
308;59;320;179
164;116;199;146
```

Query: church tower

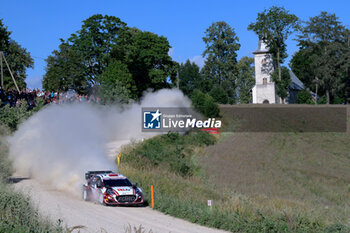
252;40;280;104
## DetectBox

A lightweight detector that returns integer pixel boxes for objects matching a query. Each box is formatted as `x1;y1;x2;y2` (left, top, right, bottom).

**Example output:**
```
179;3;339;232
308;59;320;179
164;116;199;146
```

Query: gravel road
14;178;228;233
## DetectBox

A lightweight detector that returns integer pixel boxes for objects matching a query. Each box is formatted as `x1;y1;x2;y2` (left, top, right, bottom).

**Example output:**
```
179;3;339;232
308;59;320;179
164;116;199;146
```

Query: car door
90;176;99;200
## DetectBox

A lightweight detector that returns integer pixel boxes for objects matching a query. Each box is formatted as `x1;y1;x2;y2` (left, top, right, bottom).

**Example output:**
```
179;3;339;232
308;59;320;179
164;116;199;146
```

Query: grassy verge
119;131;349;232
0;124;64;233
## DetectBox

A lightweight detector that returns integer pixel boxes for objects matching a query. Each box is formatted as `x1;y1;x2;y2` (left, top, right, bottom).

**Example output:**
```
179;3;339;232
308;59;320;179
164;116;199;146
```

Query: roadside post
151;185;154;208
117;153;122;166
207;200;213;210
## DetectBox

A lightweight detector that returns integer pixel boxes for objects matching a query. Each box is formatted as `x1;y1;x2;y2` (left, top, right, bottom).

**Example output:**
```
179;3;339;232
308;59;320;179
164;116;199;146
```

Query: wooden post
2;52;19;92
315;77;318;105
151;185;154;208
0;51;3;89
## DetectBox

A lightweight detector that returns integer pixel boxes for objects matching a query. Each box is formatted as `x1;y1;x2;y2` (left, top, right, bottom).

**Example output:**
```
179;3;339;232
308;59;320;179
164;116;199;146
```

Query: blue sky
1;0;350;89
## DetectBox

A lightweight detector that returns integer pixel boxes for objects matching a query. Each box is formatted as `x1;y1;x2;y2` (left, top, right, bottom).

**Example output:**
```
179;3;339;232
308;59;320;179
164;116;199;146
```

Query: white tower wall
252;40;279;104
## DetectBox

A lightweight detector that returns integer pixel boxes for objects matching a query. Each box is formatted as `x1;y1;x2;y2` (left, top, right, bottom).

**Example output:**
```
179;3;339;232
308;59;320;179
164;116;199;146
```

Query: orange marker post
151;185;154;208
117;153;122;166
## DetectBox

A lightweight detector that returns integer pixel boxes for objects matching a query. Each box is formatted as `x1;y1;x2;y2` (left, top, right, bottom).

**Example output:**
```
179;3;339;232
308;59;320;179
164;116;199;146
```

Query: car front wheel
98;192;105;205
82;188;89;201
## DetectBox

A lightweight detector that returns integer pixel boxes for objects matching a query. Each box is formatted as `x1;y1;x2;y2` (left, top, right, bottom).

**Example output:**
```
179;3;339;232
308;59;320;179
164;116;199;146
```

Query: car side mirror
132;183;138;187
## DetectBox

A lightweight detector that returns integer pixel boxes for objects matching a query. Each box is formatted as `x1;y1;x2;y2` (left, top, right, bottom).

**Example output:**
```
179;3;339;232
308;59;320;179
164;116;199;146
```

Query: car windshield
103;178;132;187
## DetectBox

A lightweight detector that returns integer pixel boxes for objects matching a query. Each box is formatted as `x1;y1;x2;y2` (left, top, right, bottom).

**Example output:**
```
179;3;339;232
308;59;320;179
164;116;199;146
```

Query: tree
97;60;136;104
44;15;178;100
210;86;229;104
248;6;299;88
237;56;255;103
202;21;240;104
111;29;178;97
43;14;127;92
344;29;350;103
289;49;314;89
178;60;202;96
43;40;87;93
271;66;291;103
67;14;127;84
297;12;348;104
191;89;219;117
0;19;33;90
296;89;313;104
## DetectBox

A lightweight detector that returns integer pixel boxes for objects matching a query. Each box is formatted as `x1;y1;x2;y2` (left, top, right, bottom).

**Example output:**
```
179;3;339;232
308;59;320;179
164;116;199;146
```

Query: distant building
252;39;304;104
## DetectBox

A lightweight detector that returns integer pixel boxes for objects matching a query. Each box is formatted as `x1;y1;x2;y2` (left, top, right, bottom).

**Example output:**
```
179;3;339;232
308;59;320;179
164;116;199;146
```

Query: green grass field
200;132;350;225
120;106;350;232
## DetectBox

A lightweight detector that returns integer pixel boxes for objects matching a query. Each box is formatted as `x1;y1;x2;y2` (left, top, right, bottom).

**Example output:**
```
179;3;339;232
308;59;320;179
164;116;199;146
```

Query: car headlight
136;188;142;195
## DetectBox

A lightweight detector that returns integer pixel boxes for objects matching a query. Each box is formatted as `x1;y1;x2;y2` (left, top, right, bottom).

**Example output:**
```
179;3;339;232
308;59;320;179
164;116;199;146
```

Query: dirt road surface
14;178;228;233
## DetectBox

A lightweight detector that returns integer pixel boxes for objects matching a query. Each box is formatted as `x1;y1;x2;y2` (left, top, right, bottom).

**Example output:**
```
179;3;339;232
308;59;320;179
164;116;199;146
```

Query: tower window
263;78;267;85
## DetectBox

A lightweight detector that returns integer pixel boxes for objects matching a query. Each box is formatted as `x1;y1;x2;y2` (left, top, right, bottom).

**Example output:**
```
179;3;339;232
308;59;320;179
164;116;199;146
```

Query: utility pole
0;51;20;92
315;77;318;105
176;70;179;89
347;34;350;104
0;51;3;89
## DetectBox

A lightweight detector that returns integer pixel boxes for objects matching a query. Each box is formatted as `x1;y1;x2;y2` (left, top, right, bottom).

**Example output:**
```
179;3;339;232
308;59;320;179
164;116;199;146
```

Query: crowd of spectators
0;87;99;109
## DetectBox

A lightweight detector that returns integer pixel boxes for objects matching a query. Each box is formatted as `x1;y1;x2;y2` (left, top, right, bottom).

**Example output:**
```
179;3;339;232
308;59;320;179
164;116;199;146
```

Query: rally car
82;171;144;206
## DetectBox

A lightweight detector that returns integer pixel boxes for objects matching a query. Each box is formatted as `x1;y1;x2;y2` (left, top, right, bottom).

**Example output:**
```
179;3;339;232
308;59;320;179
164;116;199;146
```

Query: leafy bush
0;124;13;181
0;99;45;131
124;131;216;177
297;89;314;104
191;89;220;118
210;86;229;104
97;60;137;104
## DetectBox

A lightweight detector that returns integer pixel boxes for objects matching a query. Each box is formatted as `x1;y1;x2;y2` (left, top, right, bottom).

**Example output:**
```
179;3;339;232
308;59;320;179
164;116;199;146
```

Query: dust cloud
8;89;191;196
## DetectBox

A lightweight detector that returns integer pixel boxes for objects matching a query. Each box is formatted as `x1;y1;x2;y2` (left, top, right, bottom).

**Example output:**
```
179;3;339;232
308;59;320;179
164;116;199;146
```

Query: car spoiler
85;170;113;180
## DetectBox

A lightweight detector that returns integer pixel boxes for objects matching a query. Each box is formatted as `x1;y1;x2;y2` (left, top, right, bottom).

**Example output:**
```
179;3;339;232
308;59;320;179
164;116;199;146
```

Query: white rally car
82;171;144;206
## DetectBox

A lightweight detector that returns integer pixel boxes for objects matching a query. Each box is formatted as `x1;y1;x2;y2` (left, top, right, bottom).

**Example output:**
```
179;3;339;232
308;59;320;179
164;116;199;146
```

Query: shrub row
0;99;45;131
123;131;216;176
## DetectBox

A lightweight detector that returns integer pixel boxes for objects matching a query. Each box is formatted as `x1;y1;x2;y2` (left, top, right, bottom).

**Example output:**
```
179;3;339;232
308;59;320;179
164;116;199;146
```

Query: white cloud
168;48;175;57
189;55;206;69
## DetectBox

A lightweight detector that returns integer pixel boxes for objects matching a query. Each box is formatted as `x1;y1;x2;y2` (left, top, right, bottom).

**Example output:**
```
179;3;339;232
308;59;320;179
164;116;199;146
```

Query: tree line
1;7;350;105
179;7;350;105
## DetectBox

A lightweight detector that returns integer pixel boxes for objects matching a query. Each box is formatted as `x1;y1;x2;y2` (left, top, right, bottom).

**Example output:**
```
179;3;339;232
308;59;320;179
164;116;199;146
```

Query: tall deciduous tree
344;29;350;103
296;12;348;104
97;60;135;103
178;60;202;96
0;19;33;90
202;21;240;104
43;14;127;92
67;14;127;84
237;56;255;103
111;29;178;97
43;40;87;93
248;6;299;89
289;49;314;89
271;66;291;103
